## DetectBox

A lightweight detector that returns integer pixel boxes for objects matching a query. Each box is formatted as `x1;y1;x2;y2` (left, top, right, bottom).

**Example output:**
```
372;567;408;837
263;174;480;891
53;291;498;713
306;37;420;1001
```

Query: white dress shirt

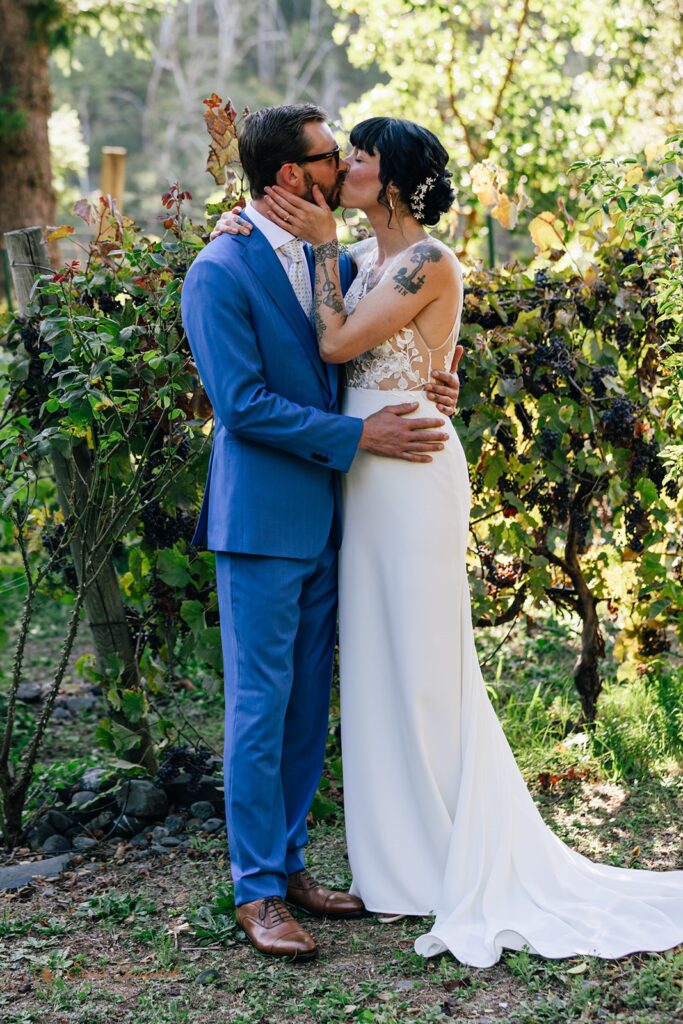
243;201;313;287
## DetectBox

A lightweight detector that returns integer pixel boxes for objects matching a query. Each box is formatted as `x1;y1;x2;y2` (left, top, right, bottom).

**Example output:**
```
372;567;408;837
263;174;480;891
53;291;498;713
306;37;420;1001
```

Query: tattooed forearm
312;239;347;348
313;240;340;265
393;242;443;296
320;258;344;313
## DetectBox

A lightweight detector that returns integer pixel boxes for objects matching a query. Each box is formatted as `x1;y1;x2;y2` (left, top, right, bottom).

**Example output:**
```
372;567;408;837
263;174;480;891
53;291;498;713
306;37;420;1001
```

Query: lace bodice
344;246;463;391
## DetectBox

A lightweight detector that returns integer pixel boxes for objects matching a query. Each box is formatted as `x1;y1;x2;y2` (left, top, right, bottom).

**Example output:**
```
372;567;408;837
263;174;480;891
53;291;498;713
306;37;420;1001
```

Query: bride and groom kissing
181;103;683;966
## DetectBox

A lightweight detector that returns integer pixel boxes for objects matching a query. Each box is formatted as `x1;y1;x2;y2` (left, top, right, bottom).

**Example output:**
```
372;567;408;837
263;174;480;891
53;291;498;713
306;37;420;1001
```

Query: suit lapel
241;224;329;394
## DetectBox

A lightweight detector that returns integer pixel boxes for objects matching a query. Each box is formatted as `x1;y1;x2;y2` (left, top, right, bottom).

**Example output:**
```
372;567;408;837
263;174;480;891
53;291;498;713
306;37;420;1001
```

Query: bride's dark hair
349;117;455;226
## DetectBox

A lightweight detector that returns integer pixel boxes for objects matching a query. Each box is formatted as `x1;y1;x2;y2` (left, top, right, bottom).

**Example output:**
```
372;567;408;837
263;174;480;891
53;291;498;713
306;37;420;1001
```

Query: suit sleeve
181;255;363;472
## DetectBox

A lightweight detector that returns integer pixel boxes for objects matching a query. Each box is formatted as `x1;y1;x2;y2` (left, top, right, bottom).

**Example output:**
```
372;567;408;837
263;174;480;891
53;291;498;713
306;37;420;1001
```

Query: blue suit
181;220;363;903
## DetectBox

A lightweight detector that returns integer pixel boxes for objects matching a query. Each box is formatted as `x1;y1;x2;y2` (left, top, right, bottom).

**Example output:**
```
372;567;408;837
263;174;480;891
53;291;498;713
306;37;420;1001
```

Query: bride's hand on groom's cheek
209;207;251;241
264;185;337;245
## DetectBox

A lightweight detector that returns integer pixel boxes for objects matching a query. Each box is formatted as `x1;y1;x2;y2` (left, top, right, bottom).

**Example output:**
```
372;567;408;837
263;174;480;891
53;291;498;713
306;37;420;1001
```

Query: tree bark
5;226;156;773
0;1;56;239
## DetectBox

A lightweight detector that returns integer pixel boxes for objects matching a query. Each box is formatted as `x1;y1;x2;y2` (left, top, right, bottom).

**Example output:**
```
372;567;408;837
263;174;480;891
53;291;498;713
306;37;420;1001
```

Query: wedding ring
283;213;290;222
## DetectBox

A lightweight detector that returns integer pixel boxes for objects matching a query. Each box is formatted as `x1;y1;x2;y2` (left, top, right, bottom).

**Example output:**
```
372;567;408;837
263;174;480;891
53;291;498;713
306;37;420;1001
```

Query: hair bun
418;169;456;226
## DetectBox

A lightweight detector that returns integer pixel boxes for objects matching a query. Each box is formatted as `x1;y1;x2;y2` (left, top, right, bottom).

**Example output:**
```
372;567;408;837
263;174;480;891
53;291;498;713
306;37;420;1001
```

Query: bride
213;116;683;968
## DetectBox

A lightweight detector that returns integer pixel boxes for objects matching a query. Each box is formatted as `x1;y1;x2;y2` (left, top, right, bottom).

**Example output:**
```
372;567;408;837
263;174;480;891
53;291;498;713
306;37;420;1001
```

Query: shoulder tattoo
393;242;443;297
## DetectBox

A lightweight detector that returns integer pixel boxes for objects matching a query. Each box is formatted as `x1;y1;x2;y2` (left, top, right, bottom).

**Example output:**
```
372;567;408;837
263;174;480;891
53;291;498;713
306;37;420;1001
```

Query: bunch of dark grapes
534;269;551;288
638;628;670;658
619;248;638;267
629;438;666;487
615;321;634;354
601;397;636;448
552;480;571;522
479;546;523;589
140;502;187;548
623;494;649;553
569;502;591;550
537;427;561;460
155;744;215;790
464;306;504;330
460;409;473;427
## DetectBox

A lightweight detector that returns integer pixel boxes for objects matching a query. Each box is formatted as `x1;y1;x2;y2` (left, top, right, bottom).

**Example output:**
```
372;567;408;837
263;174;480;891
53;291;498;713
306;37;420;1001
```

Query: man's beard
303;171;345;210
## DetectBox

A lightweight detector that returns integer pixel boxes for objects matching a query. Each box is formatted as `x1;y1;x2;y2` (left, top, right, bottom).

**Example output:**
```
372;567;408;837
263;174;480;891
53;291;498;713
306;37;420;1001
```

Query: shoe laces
259;896;292;926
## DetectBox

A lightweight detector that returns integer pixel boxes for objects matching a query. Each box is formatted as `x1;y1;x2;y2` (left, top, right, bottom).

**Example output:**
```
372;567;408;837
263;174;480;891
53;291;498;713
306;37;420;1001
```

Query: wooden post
4;227;52;315
100;146;127;209
3;226;155;771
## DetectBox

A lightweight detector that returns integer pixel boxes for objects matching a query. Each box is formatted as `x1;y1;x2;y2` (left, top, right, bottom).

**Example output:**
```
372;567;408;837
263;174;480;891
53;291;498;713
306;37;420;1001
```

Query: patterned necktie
279;238;313;320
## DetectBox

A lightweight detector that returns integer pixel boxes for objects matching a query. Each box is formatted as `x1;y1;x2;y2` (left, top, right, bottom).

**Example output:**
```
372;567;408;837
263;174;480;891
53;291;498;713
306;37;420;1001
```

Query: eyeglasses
288;146;342;169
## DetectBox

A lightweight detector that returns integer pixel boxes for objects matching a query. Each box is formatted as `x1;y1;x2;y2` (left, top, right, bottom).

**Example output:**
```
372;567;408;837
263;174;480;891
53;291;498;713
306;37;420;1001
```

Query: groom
181;103;460;960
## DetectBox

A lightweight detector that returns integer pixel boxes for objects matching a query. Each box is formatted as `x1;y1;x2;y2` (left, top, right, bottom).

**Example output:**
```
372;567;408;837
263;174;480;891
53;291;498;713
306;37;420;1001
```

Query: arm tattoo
393;242;443;296
312;240;346;335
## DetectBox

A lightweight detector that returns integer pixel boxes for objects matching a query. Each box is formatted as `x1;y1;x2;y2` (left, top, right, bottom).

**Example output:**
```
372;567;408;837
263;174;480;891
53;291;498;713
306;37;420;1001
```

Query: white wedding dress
338;247;683;968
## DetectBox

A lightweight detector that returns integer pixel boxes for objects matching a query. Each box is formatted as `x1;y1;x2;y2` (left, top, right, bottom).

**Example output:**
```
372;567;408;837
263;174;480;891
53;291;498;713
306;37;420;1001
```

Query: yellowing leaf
46;225;75;241
625;165;644;185
529;212;565;252
470;163;499;206
491;191;518;230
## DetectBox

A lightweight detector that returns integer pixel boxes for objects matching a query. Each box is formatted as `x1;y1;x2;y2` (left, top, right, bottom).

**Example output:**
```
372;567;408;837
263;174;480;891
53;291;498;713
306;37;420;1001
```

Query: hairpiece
410;175;437;218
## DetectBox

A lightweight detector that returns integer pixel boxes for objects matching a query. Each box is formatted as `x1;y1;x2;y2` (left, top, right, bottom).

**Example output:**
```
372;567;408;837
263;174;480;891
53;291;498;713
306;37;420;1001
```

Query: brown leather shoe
286;870;366;918
236;896;318;961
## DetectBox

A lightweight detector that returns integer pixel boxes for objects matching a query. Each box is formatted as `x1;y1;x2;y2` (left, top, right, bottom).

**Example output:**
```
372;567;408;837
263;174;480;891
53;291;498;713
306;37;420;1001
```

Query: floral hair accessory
410;175;437;218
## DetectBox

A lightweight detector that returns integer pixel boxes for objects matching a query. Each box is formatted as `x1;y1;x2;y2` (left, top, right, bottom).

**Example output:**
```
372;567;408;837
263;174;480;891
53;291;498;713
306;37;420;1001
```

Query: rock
189;801;215;822
89;810;115;831
151;826;169;842
79;768;109;793
159;836;182;847
201;818;225;834
65;695;97;712
186;818;200;830
42;835;72;854
150;843;171;855
52;706;71;720
17;682;43;703
164;773;224;807
111;814;147;838
395;980;414;992
72;837;98;852
68;790;98;811
42;810;73;834
195;968;220;986
0;853;72;891
28;819;57;851
120;780;168;820
130;834;149;849
164;814;185;836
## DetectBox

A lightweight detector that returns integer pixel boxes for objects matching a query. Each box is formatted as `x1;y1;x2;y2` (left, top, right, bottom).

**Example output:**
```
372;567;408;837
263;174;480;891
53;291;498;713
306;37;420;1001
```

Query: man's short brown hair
238;103;328;198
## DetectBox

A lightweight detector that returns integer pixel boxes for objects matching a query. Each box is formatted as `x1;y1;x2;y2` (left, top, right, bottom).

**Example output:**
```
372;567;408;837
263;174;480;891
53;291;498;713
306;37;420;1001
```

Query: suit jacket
181;219;363;558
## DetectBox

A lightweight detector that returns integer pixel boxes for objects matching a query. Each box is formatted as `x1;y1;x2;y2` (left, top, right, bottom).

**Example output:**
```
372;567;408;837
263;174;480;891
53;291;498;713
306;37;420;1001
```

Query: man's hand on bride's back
210;207;252;241
359;404;450;463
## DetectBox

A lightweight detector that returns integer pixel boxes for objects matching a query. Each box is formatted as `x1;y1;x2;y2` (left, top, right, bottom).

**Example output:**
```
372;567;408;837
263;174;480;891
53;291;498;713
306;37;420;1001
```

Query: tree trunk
5;227;156;773
0;1;56;250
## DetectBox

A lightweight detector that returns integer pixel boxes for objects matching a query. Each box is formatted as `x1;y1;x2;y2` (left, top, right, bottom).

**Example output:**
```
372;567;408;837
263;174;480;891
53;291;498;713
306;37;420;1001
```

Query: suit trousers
215;535;338;905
